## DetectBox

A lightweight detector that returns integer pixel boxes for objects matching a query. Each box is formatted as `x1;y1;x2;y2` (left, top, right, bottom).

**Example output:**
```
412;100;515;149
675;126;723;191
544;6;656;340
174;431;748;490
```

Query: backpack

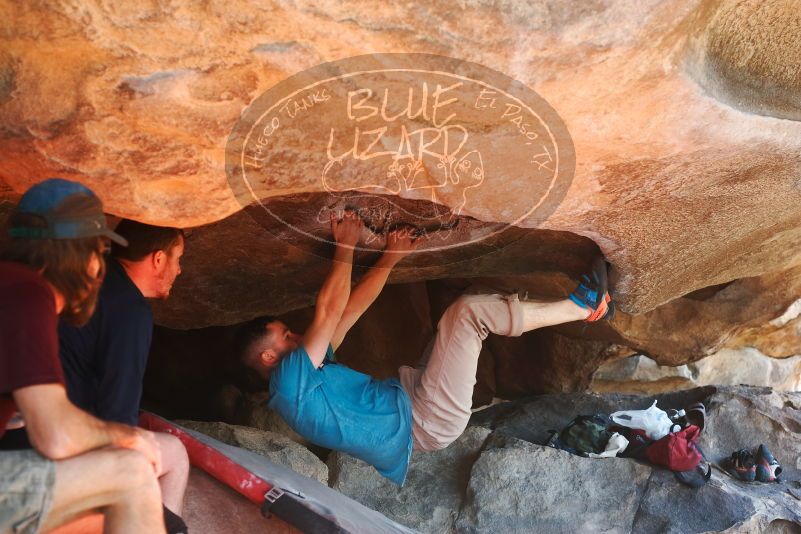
546;414;613;457
646;425;702;471
615;423;711;488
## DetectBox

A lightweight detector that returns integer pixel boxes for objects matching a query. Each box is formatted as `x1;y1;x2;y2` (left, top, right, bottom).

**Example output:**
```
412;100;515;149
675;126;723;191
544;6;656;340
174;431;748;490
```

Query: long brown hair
0;212;107;326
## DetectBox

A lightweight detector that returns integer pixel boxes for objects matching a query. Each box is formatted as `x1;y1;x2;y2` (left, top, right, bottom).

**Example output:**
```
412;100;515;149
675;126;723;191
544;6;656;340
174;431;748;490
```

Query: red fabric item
0;262;64;439
645;424;702;471
139;412;274;505
0;400;14;440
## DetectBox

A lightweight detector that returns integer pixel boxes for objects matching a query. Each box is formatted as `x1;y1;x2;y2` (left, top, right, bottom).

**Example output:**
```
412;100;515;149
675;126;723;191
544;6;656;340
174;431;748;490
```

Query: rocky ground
183;385;801;533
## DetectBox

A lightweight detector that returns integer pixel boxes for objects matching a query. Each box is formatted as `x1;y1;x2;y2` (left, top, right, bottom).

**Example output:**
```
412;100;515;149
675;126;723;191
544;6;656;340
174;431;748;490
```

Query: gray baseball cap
8;178;128;246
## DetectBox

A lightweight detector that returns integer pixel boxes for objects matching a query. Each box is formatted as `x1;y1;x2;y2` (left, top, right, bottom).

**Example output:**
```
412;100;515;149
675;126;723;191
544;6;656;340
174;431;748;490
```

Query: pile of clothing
545;400;782;488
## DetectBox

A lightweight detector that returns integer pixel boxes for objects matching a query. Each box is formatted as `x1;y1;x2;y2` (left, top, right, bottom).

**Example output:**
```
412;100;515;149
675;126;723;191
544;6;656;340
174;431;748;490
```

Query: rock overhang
0;0;800;328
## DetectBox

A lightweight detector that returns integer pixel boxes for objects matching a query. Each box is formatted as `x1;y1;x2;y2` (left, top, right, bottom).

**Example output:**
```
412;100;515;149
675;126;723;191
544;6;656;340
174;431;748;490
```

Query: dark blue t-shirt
59;259;153;425
268;345;413;486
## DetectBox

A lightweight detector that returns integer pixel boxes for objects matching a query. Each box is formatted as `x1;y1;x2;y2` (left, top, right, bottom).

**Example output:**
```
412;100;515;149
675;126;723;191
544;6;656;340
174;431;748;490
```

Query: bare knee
113;449;161;495
156;433;189;475
44;449;162;533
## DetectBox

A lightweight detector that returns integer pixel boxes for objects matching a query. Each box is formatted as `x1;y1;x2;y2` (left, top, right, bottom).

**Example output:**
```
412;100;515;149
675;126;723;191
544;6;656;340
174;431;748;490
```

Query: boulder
328;426;491;533
179;386;801;533
235;392;326;456
628;469;756;534
591;349;801;395
177;420;328;485
685;0;801;121
727;298;801;358
468;386;801;532
701;387;801;473
2;0;801;331
456;436;652;534
149;217;600;330
457;436;796;534
4;1;801;392
563;265;801;366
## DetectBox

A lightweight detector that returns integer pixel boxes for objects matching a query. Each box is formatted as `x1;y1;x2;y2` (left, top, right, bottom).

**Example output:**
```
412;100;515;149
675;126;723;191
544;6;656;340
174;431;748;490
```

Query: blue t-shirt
268;345;413;486
59;259;153;425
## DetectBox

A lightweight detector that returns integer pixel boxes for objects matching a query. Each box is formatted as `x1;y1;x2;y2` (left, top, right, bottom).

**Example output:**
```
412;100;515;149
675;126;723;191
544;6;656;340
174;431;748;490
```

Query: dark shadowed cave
142;231;620;423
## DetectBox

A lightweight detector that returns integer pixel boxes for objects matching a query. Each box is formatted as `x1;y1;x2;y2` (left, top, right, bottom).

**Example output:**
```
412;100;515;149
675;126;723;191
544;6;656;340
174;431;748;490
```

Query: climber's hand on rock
383;226;419;265
331;209;363;248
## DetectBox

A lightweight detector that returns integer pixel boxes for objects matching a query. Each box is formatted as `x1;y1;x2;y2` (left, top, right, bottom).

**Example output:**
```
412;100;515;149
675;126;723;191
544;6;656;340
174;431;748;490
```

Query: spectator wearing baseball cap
0;178;166;534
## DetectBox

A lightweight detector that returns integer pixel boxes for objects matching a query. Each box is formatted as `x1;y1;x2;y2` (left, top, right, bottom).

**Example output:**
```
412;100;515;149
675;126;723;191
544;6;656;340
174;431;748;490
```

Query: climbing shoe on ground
569;256;615;322
726;449;756;482
755;444;782;483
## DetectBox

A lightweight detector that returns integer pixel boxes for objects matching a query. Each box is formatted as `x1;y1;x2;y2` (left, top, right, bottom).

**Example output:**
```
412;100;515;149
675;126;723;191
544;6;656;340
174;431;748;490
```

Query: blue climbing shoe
569;256;614;322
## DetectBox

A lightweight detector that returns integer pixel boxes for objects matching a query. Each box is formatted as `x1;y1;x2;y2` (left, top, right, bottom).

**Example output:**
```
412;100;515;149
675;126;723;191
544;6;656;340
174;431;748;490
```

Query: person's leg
41;448;165;534
154;432;189;515
520;298;589;330
406;260;612;450
409;295;596;450
408;292;529;450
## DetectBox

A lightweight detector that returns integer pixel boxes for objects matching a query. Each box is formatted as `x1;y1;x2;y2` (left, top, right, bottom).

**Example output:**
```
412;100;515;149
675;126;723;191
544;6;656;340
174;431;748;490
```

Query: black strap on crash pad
261;487;347;534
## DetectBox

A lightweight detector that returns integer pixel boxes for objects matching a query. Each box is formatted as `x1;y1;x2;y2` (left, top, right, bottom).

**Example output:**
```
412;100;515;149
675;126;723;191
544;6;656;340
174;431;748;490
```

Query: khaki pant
399;292;524;451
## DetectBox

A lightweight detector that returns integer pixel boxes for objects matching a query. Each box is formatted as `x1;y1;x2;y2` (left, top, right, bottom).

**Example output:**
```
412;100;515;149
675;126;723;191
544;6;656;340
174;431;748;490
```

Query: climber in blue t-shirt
241;211;418;485
240;210;614;486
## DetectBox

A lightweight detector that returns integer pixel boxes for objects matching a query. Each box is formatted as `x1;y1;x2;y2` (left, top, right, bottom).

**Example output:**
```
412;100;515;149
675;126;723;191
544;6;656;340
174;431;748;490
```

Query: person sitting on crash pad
240;210;613;485
58;220;190;531
0;179;166;533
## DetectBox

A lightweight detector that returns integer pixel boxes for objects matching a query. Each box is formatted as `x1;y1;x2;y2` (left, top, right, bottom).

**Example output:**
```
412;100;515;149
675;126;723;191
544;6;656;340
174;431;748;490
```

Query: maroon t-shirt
0;261;64;439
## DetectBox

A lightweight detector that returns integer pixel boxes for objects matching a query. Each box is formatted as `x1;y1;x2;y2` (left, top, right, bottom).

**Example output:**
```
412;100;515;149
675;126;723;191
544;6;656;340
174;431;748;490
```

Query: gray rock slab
177;420;328;484
328;426;491;533
469;386;715;447
700;387;801;478
456;436;652;533
178;386;801;533
630;470;754;534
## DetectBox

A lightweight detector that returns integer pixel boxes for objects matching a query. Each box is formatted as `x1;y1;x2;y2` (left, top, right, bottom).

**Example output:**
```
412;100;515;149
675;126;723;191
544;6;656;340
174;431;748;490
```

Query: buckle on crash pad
265;487;284;504
261;487;285;518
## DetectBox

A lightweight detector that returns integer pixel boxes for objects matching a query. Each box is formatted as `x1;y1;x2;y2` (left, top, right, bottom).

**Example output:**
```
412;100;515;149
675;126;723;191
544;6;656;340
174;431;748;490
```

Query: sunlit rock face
590;349;801;395
569;264;801;365
685;0;801;121
2;1;801;377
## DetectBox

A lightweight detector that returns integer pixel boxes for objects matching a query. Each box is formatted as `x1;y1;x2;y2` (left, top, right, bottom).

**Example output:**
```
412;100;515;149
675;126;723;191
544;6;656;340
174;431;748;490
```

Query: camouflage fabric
546;414;612;457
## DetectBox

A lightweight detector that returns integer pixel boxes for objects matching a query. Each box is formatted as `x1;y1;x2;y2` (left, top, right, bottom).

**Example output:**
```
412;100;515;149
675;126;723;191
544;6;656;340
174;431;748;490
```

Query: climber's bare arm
303;211;361;367
331;228;418;350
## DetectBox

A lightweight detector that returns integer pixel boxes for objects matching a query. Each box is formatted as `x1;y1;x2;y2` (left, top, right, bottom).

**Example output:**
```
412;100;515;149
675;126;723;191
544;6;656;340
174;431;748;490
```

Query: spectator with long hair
0;178;166;534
